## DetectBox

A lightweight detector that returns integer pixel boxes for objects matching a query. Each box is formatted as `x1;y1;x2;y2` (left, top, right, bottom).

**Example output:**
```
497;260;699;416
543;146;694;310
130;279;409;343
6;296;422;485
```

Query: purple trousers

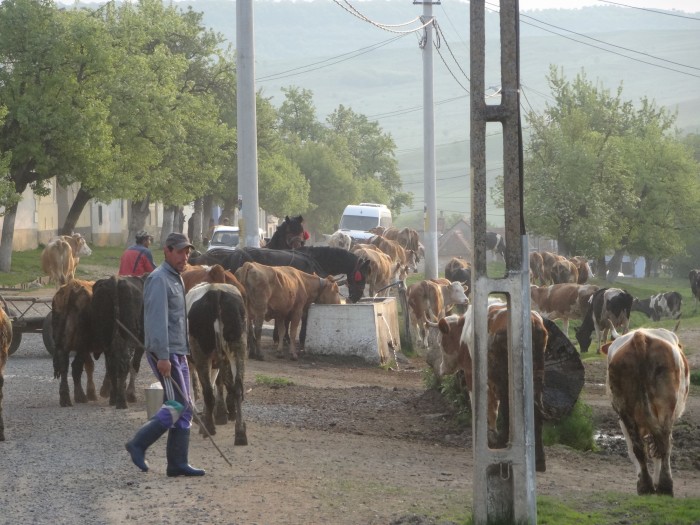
146;353;193;430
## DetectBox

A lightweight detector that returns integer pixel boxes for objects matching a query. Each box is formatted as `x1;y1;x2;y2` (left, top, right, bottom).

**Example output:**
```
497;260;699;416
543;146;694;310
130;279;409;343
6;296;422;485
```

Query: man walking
118;230;156;276
125;232;204;477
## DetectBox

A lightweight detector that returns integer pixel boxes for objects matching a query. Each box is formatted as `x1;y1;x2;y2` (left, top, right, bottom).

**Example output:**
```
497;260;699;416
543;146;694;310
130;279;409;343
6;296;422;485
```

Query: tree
0;0;114;270
522;67;700;280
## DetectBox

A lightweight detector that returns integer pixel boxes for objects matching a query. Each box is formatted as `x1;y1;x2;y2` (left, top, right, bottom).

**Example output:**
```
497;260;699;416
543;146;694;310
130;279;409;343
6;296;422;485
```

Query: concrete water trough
303;297;401;365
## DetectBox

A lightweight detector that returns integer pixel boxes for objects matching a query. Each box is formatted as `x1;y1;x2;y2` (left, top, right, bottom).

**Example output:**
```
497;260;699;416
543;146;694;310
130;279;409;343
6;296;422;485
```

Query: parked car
206;225;240;251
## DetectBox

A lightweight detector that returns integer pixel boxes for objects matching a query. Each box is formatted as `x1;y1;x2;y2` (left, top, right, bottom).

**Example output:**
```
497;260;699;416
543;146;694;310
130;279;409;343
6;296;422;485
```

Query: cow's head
575;324;593;353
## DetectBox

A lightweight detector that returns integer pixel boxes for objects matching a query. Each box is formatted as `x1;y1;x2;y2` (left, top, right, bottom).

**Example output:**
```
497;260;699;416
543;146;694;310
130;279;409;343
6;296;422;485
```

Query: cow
51;279;104;407
688;269;700;308
539;251;562;285
550;257;579;285
181;264;246;298
352;245;402;297
486;231;506;260
529;251;545;285
327;231;353;251
186;283;248;445
575;287;633;353
234;262;341;360
41;234;92;287
632;292;682;322
91;275;147;409
605;327;690;496
370;235;417;274
530;283;599;338
570;256;593;284
444;257;471;286
436;302;548;472
385;227;421;262
406;279;468;348
0;306;11;441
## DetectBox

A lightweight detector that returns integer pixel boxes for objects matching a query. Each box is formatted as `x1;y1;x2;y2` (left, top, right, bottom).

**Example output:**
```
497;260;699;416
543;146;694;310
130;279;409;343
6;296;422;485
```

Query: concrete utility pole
236;0;261;247
470;0;536;523
415;0;439;280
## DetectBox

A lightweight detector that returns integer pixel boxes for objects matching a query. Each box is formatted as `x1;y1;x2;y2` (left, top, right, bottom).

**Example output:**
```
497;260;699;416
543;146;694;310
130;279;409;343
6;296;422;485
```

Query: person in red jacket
118;230;156;276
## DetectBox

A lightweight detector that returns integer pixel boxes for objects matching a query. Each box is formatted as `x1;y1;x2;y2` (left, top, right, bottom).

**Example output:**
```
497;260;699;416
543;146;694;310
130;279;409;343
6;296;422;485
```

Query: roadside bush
543;399;596;451
423;368;471;426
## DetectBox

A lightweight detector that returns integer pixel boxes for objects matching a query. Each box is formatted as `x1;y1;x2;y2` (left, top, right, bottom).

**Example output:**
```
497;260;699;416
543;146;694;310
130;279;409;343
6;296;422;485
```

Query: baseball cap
165;232;194;250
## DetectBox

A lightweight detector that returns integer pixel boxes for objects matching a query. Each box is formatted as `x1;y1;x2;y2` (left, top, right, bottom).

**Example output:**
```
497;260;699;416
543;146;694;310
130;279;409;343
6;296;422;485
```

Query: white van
336;203;392;242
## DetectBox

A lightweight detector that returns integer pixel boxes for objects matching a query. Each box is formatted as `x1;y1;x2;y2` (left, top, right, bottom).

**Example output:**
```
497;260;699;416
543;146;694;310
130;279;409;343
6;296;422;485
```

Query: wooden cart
0;293;54;356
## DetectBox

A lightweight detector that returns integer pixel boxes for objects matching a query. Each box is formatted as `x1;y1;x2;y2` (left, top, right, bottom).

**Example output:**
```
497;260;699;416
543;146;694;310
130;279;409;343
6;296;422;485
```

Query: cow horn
425;320;439;328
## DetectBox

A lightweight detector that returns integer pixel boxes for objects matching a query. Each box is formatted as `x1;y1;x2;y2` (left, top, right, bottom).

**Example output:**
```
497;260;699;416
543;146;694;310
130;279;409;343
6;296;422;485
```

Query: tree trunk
202;194;214;242
606;249;625;283
192;198;203;248
0;202;18;272
60;187;93;236
128;198;151;247
161;205;178;246
594;255;606;280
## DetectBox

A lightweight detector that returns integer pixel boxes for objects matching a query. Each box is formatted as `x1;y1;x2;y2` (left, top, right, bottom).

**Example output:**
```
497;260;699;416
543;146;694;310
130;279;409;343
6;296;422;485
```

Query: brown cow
436;303;548;472
529;251;545;285
606;328;689;496
234;262;341;360
407;279;468;348
182;264;246;298
444;257;471;285
530;283;599;338
370;235;417;274
570;256;592;284
0;306;11;441
551;257;579;284
41;234;92;287
51;279;103;407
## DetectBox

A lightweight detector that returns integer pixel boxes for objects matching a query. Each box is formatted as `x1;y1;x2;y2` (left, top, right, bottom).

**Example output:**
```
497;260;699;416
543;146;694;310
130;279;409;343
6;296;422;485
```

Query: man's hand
157;359;171;377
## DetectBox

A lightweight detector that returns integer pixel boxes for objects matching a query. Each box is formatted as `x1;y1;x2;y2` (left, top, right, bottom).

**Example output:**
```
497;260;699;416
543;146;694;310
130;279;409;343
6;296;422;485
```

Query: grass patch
691;370;700;386
543;399;596;451
423;367;472;426
254;374;295;387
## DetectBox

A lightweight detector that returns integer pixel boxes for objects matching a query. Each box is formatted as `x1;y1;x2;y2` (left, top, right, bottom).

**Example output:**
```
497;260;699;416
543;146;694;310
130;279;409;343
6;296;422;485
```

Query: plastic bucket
144;382;164;419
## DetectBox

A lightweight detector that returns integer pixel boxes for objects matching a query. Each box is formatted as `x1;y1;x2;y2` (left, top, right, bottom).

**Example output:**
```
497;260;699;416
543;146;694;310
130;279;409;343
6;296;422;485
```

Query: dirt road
1;326;699;524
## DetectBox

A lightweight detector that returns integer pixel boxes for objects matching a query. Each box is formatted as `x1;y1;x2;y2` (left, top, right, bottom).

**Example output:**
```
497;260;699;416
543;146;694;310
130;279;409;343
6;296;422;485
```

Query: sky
518;0;699;13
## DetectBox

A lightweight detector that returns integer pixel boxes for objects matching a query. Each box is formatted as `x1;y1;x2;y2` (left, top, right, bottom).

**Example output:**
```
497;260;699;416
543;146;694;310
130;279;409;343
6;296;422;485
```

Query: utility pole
470;0;536;523
415;0;439;280
236;0;261;247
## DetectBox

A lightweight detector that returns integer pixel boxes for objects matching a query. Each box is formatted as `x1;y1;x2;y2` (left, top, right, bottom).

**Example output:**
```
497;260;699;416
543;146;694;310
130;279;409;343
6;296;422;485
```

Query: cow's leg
250;318;264;361
0;373;4;441
287;315;301;360
71;352;88;403
195;352;216;437
114;346;131;409
299;314;309;348
126;344;144;404
56;347;72;408
213;364;228;426
227;340;248;446
561;318;569;338
652;430;674;496
84;354;97;401
533;369;546;472
618;415;655;495
99;373;112;399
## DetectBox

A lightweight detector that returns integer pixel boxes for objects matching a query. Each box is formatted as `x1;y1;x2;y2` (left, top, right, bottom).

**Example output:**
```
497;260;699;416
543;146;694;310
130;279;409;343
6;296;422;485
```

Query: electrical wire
595;0;700;20
434;21;471;83
334;0;434;35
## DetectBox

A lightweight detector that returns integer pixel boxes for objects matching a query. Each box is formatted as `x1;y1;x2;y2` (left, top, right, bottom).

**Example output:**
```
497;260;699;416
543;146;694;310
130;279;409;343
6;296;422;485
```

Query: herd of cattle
0;232;694;497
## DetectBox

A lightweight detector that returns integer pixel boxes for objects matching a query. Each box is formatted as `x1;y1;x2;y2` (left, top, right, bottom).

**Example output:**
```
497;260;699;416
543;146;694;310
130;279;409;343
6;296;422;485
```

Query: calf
575;287;633;353
41;234;92;287
436;303;548;472
606;328;689;496
570;256;592;284
234;262;341;360
186;283;248;445
91;275;147;408
352;245;401;297
327;231;352;250
370;235;417;274
51;279;103;407
406;279;468;348
529;252;545;285
530;283;599;337
0;307;11;441
632;291;682;322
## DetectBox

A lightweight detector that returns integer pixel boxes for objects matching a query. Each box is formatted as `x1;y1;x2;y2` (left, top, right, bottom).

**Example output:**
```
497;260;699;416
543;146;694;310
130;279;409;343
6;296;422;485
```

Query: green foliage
254;374;295;387
543;399;596;452
423;368;471;427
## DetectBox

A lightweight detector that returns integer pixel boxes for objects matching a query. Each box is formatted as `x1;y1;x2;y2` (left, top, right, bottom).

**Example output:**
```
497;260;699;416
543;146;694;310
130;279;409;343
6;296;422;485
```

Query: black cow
186;283;248;445
632;291;682;321
575;287;633;353
486;231;506;259
444;257;471;286
91;275;146;409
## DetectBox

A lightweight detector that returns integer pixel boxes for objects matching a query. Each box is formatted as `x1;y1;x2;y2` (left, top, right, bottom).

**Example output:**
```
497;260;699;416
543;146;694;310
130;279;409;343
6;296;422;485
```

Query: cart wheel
8;330;21;356
43;312;55;356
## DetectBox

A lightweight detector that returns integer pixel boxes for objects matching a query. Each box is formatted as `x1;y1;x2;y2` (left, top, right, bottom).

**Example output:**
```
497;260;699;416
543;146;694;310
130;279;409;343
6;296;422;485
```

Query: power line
595;0;700;20
333;0;434;35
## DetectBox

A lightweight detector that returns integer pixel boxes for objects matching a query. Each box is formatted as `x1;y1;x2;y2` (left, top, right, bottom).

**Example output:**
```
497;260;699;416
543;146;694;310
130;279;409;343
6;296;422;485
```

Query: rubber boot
125;418;168;472
166;427;205;477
